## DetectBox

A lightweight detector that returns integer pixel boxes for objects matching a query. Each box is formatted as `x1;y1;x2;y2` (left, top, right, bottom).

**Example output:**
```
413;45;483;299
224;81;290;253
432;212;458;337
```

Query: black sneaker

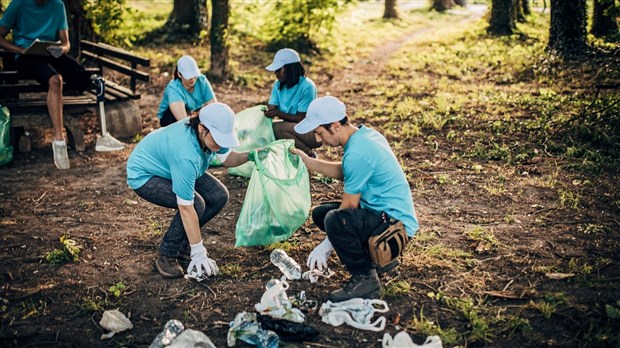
328;269;381;303
177;247;191;269
155;255;184;278
376;259;400;275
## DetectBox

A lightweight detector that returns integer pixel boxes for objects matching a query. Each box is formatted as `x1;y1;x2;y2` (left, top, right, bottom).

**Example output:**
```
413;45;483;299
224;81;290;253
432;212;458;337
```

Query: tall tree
591;0;619;37
522;0;531;15
548;0;588;56
62;0;97;54
384;0;398;19
161;0;208;42
514;0;526;22
210;0;230;81
488;0;516;35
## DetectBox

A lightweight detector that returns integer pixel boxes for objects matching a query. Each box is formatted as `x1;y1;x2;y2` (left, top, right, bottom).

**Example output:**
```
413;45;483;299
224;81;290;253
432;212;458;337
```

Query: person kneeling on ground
292;96;419;302
126;103;252;279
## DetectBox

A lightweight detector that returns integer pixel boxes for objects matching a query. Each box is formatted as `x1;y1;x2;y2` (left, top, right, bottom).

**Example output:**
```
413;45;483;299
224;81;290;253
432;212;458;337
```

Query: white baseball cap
177;55;201;79
294;96;347;134
198;103;240;148
265;48;301;71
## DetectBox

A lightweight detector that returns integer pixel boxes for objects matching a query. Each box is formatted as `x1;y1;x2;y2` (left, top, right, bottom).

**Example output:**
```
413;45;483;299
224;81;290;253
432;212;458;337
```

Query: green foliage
83;0;132;46
382;281;411;297
263;0;349;53
45;234;81;264
108;281;127;298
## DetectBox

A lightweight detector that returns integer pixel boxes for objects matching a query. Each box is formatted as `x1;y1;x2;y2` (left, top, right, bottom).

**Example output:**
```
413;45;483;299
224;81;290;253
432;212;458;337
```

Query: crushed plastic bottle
149;319;184;348
227;312;279;348
270;249;301;280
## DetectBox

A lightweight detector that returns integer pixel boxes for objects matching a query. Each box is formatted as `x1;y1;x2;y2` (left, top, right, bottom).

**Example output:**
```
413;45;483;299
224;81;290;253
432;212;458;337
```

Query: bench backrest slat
81;40;150;67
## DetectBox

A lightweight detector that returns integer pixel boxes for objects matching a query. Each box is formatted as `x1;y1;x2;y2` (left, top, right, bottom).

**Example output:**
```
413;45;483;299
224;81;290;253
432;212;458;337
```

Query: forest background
0;0;619;347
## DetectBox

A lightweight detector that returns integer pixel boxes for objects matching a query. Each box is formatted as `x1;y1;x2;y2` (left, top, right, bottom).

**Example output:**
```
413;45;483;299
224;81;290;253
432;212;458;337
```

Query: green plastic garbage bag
0;105;13;166
235;139;311;247
227;105;275;177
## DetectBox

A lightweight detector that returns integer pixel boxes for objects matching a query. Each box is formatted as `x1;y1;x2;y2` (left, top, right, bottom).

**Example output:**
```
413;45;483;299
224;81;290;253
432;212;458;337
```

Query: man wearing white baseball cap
127;102;253;280
157;55;217;127
292;96;419;302
262;48;321;157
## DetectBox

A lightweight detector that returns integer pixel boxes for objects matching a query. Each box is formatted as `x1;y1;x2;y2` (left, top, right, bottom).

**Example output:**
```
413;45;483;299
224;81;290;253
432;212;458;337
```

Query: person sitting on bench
0;0;92;170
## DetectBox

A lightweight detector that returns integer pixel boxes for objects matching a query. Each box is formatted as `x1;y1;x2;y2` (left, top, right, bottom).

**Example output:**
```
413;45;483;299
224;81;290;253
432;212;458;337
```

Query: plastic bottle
149;319;184;348
228;312;279;348
270;249;302;280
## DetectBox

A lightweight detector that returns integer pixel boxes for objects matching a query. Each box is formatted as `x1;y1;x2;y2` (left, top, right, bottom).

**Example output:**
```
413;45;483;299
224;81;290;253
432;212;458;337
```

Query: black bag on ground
257;314;320;342
368;214;409;271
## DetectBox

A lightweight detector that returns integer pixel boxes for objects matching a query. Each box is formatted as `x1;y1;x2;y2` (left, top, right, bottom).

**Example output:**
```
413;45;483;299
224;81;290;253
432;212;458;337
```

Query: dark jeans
159;107;177;127
16;54;92;92
133;173;229;257
312;201;384;275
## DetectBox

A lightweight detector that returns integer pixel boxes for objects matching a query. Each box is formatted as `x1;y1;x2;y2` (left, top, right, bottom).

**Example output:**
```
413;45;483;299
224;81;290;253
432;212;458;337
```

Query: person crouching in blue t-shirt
264;48;322;157
127;103;253;279
157;55;217;127
292;96;419;302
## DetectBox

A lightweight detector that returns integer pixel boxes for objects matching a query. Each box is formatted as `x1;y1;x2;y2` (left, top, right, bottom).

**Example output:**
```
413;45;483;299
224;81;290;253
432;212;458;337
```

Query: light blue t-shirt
126;120;229;201
157;75;216;119
268;76;317;118
0;0;68;49
343;125;419;237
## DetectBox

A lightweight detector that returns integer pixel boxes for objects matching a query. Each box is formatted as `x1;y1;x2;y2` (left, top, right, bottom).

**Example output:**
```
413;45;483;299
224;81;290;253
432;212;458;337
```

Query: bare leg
47;74;64;141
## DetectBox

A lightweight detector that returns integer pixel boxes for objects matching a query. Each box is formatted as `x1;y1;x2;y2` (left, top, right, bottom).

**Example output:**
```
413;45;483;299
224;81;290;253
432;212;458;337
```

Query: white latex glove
307;238;334;271
47;45;63;58
187;242;219;278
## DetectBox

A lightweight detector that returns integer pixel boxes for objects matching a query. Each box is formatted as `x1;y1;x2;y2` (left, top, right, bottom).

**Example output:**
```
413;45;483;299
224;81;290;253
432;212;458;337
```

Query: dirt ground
1;7;619;348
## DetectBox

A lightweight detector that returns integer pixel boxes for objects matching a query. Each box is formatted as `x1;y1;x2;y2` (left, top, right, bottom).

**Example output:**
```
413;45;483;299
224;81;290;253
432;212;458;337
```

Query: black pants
311;202;384;275
16;54;92;92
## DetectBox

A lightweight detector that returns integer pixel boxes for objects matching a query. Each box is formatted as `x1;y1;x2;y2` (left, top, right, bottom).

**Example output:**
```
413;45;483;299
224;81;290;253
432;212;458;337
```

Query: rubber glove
47;45;63;58
307;238;334;271
187;242;219;278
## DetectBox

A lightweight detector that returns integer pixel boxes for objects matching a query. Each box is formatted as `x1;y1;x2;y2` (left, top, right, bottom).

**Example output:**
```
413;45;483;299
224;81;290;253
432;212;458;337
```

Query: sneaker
375;259;400;275
52;142;70;170
155;255;184;278
328;269;381;303
177;247;191;269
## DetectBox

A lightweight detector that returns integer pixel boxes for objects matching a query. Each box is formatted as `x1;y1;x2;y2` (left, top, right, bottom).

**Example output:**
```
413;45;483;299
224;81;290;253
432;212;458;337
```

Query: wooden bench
0;40;150;151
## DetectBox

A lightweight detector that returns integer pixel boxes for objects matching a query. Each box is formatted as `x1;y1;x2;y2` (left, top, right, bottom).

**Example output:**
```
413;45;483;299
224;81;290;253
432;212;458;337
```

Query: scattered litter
257;314;320;342
149;319;184;348
99;309;133;340
301;268;334;283
227;312;279;348
289;291;318;314
382;331;443;348
545;272;575;280
168;329;216;348
319;298;389;332
270;249;302;280
254;279;305;323
184;273;209;282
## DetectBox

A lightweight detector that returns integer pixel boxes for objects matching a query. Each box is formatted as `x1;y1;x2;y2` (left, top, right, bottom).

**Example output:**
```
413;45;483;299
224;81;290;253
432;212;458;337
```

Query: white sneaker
95;134;125;152
52;142;70;170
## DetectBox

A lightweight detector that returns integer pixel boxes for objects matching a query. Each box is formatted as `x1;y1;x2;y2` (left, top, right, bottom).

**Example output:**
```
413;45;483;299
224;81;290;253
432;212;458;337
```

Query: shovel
91;75;125;152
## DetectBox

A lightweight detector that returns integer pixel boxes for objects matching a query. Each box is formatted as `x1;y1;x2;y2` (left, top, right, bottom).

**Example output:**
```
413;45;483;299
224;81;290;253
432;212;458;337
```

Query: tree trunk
62;0;97;55
383;0;399;19
454;0;467;6
210;0;230;81
522;0;531;15
514;0;526;22
488;0;515;35
432;0;456;11
548;0;588;56
591;0;619;37
165;0;208;41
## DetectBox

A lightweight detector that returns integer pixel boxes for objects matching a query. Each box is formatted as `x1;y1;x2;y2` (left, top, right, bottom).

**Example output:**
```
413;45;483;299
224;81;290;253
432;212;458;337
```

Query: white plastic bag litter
254;279;305;323
99;309;133;339
168;329;216;348
382;331;443;348
319;298;389;332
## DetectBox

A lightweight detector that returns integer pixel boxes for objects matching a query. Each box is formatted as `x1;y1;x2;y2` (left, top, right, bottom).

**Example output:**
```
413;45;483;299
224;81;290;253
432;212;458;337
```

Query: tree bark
210;0;230;81
454;0;468;6
62;0;97;55
384;0;399;19
514;0;526;22
432;0;456;12
548;0;588;56
591;0;619;37
522;0;531;15
165;0;208;41
488;0;515;35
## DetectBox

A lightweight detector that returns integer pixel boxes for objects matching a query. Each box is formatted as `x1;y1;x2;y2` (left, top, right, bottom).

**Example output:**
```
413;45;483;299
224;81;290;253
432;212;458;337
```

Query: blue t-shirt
126;120;229;202
268;76;317;118
343;126;419;237
157;75;216;119
0;0;68;49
